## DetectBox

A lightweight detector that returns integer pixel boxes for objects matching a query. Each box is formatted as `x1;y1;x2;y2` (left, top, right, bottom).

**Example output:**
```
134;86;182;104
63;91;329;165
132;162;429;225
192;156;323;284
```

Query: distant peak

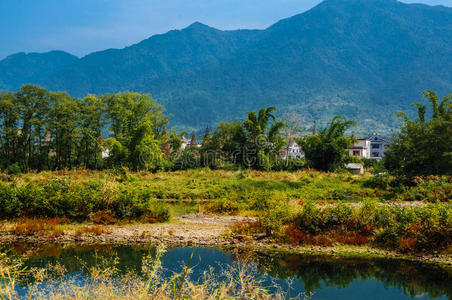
188;21;207;27
185;22;214;31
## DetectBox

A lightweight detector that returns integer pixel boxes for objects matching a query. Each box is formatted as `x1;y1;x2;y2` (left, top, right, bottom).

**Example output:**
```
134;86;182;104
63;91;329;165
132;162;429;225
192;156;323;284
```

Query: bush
6;163;21;175
141;202;170;223
260;201;295;235
363;174;391;190
402;176;452;202
90;210;118;224
206;198;241;215
287;201;452;252
0;177;170;224
0;182;19;218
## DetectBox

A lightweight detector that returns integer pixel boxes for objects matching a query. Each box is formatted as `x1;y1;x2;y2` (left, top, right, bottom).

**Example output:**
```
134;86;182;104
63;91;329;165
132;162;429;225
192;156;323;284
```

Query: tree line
1;85;451;178
0;85;168;171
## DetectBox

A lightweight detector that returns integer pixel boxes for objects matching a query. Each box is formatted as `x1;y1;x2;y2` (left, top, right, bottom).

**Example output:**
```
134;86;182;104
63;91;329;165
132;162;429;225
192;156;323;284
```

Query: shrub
296;201;322;234
0;182;19;218
260;200;296;235
90;210;118;225
286;201;451;252
323;202;353;230
6;163;21;175
363;174;391;190
140;202;170;223
402;176;452;203
206;198;241;215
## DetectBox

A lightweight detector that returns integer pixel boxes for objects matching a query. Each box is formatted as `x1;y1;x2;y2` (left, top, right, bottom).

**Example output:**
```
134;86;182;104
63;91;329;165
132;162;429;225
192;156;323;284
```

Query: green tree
47;92;80;169
78;95;105;169
298;116;356;172
242;107;286;169
128;116;164;171
384;91;452;178
104;92;167;144
0;91;19;169
15;85;51;170
103;92;167;171
168;130;183;154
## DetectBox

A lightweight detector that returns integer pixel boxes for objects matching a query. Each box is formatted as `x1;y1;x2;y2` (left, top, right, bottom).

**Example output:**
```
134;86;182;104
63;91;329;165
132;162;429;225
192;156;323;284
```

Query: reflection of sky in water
9;245;450;299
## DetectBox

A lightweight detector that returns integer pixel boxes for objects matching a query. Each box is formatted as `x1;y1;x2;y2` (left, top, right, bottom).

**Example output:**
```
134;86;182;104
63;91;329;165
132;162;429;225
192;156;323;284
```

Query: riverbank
1;214;451;269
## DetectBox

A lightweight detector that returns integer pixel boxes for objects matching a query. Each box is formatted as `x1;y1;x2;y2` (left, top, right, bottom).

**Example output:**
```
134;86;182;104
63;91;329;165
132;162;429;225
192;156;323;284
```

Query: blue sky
1;0;451;59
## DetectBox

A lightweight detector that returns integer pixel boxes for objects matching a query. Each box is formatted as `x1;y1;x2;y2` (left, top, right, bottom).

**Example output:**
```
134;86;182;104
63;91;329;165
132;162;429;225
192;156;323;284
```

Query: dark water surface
4;243;451;299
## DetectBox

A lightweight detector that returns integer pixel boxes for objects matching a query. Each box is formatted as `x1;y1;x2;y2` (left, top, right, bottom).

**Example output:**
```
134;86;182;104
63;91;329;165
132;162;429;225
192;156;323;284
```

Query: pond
3;243;451;299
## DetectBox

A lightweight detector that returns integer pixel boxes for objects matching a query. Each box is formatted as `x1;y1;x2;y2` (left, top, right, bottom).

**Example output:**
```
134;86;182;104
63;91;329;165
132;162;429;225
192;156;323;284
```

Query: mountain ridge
1;0;451;133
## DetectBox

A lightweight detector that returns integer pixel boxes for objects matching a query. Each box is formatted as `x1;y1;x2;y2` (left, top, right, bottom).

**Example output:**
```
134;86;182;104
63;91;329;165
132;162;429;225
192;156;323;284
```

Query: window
371;144;380;149
353;150;360;156
372;152;379;157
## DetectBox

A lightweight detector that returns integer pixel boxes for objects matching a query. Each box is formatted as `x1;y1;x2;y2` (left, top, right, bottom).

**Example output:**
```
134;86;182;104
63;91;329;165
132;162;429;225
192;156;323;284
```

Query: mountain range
1;0;451;133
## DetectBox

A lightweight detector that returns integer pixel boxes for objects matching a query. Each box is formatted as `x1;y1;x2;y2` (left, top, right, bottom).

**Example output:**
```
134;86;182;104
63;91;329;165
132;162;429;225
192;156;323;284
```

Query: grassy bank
0;169;450;254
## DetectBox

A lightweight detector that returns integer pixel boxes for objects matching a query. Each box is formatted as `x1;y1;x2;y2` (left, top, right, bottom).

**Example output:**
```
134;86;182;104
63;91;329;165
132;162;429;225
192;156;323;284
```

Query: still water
4;244;451;299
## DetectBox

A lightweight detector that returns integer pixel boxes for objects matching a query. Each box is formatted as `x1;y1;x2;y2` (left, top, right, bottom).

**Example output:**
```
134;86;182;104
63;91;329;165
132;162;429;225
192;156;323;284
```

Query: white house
366;133;391;159
347;138;371;159
282;140;304;159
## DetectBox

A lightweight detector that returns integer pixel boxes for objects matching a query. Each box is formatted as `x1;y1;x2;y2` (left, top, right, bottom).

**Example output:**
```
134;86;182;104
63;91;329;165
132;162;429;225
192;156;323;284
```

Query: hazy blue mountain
1;0;451;133
0;51;78;90
43;23;263;96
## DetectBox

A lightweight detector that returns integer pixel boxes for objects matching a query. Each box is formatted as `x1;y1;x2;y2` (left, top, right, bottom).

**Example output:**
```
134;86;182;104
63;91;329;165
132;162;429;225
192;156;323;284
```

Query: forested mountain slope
1;0;451;132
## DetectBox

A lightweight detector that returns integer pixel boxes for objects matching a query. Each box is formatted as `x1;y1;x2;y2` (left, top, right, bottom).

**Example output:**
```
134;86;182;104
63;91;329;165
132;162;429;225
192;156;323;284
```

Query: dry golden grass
0;244;284;300
74;225;111;236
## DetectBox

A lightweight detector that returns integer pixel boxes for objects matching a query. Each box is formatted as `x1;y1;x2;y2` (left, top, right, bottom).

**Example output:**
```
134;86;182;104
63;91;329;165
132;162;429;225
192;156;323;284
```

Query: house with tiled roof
347;138;371;159
366;133;391;159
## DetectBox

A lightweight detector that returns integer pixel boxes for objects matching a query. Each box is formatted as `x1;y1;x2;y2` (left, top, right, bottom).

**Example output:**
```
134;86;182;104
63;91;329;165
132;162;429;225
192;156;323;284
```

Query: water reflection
3;243;451;299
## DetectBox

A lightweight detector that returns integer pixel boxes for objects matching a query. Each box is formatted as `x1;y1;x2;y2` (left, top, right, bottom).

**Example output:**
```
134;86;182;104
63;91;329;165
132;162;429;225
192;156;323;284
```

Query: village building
366;133;391;159
282;140;304;159
346;163;364;175
347;138;371;159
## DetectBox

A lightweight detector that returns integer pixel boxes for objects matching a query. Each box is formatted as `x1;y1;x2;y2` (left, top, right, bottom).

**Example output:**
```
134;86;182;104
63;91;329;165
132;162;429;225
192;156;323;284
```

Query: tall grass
0;244;298;300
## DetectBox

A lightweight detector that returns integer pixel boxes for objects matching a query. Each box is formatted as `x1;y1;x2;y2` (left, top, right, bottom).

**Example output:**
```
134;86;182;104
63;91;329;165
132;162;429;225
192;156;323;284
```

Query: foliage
5;163;21;175
298;116;356;172
385;91;452;178
274;201;452;252
400;176;452;203
0;178;170;223
0;86;168;172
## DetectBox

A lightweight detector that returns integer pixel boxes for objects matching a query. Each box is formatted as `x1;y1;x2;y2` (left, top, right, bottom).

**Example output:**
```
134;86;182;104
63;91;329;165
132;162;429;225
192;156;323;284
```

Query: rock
273;244;279;249
253;233;267;240
235;235;247;242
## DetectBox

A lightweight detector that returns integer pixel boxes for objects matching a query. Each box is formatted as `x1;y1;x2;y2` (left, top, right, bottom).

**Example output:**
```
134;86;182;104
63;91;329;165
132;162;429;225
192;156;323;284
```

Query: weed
75;226;111;235
13;218;45;235
90;210;118;225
